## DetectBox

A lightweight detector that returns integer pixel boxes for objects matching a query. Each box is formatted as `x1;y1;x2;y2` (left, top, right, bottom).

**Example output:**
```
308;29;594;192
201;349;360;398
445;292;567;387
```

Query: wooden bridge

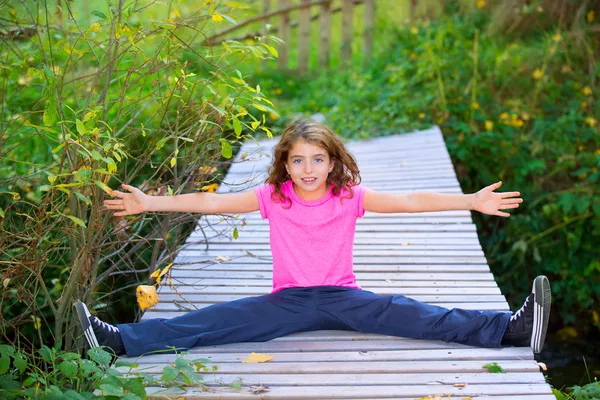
120;126;554;398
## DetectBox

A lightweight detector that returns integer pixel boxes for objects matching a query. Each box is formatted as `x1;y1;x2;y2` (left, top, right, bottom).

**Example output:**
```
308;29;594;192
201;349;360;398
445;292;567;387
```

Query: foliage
252;2;600;337
482;362;505;373
0;342;235;399
0;0;276;352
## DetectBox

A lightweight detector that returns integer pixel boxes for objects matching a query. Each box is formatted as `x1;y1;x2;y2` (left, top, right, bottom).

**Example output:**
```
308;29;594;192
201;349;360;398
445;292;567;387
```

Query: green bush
0;343;222;399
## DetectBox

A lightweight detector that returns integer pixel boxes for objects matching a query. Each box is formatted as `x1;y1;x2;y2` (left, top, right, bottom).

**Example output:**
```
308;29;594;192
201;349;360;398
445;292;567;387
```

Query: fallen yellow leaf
136;285;159;311
215;255;231;262
241;352;274;363
537;361;548;371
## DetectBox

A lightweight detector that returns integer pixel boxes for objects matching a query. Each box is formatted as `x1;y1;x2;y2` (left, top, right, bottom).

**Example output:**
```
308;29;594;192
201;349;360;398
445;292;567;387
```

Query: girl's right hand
104;184;151;216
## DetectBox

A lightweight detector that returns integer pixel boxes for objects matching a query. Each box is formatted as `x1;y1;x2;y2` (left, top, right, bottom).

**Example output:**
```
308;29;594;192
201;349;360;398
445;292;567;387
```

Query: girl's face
285;141;334;201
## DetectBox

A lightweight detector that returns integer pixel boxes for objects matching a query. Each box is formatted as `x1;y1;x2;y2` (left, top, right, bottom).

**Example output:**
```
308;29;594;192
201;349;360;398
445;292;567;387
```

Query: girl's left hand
473;181;523;217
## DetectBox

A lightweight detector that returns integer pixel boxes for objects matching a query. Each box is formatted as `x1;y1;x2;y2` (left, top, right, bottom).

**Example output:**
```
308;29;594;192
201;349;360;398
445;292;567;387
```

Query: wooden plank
298;0;310;72
341;0;354;63
144;385;555;399
171;263;492;272
159;278;500;294
133;347;532;363
362;0;374;63
130;359;540;373
278;0;290;69
191;230;482;239
168;271;494;280
168;256;490;265
128;372;546;385
177;249;486;257
156;286;502;296
318;0;331;69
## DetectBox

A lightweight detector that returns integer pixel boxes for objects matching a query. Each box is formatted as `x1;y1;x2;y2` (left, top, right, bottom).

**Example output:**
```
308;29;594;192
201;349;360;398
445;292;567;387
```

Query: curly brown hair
265;119;361;205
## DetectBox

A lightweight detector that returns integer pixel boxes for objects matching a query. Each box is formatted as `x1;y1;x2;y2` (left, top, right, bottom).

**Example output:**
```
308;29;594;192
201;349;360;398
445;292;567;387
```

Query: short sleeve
254;184;273;219
354;185;368;218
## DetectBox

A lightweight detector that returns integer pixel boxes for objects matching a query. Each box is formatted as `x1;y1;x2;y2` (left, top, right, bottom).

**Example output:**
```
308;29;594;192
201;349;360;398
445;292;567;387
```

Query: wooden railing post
298;0;311;72
279;0;291;69
341;0;354;65
318;0;332;70
363;0;374;65
262;0;271;69
410;0;417;22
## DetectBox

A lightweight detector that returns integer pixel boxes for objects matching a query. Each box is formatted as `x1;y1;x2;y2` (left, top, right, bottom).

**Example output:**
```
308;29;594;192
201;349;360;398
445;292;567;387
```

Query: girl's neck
291;181;330;201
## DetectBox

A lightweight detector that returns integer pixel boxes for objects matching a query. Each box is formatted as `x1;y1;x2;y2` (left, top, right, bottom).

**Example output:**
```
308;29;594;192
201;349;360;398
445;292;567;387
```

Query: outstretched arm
363;181;522;217
103;184;260;216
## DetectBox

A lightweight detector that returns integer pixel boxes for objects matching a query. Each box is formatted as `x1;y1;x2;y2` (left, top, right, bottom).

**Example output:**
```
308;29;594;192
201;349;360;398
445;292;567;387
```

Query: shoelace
510;296;530;322
92;316;120;333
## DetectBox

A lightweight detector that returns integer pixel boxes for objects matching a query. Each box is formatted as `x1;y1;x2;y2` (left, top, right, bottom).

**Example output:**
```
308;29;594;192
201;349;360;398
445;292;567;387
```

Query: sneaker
74;301;125;356
502;275;551;353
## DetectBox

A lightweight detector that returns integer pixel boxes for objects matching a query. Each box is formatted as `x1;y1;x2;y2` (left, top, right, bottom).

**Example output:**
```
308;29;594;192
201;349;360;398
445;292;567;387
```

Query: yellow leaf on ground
215;255;231;262
241;352;274;363
136;285;158;310
537;361;548;371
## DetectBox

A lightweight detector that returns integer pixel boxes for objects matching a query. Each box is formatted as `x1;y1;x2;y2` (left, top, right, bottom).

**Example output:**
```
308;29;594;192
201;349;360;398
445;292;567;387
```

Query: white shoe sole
531;276;551;353
74;301;100;348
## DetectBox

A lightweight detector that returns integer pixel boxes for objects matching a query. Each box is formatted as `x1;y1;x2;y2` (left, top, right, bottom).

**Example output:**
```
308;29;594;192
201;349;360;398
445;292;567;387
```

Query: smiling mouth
302;178;317;182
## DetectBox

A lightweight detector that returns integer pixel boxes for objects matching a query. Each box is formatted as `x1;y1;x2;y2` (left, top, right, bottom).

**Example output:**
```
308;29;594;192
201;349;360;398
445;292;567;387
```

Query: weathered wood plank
133;347;532;363
144;385;555;399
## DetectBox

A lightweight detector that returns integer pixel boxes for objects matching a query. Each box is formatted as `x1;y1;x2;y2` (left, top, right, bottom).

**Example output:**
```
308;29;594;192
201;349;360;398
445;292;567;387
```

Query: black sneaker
502;275;551;353
74;301;125;356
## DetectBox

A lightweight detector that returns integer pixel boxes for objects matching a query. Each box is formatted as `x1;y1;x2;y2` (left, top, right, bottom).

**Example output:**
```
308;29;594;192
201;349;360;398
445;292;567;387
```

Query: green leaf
233;227;238;239
482;362;505;373
62;390;88;400
13;354;27;374
232;116;242;137
219;139;232;159
122;393;144;400
39;346;54;363
94;180;113;195
76;119;87;135
87;347;111;366
123;376;146;397
155;137;169;150
91;150;102;160
221;13;237;25
0;345;14;357
0;355;10;374
162;366;178;382
99;383;124;396
81;359;102;378
551;388;568;400
74;168;92;184
43;97;58;126
58;360;78;379
52;142;66;154
251;103;268;112
263;44;278;58
43;65;56;86
92;10;108;20
65;215;86;228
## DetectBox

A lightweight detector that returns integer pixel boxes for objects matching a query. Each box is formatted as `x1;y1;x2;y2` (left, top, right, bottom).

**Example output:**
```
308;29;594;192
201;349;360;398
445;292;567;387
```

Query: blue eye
293;159;301;164
315;158;323;163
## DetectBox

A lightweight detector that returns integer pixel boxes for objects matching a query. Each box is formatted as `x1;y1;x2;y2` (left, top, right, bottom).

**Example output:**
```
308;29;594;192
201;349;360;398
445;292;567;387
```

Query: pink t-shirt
254;180;367;293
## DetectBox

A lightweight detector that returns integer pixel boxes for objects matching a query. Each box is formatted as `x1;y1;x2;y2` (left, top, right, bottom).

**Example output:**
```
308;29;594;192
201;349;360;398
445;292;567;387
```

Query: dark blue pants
118;286;511;358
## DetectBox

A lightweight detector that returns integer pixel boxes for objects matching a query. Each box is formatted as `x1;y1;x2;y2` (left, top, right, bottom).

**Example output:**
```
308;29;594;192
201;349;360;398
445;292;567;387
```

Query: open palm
474;181;523;217
104;184;150;216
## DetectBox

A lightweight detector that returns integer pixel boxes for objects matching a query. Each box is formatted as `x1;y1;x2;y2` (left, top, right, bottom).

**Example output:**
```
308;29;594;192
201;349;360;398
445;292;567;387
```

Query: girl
75;119;551;358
